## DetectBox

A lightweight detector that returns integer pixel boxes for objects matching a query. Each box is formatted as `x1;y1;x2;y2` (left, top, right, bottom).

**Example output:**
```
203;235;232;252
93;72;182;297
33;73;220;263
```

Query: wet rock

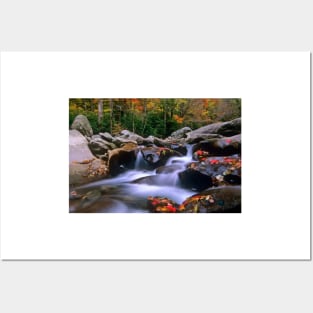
193;134;241;156
169;143;187;155
179;186;241;213
188;156;241;176
108;143;138;176
140;147;182;169
71;114;93;137
132;175;162;185
178;169;213;191
156;164;183;174
223;174;241;185
69;158;108;185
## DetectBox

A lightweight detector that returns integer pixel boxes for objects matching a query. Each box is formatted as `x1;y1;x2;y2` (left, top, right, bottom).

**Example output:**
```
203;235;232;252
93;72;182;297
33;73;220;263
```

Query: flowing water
70;145;195;213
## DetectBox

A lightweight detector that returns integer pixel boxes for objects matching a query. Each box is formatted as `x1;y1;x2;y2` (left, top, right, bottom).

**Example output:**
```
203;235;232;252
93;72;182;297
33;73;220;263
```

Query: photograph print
69;98;241;213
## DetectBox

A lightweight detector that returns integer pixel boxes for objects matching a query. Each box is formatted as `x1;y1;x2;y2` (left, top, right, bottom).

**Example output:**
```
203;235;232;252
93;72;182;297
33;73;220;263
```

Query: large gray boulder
69;130;108;185
71;114;93;137
69;130;94;163
186;118;241;143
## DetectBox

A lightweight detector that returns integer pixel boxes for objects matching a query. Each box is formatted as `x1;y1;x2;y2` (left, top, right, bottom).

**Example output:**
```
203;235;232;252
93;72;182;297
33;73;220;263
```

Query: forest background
69;98;241;138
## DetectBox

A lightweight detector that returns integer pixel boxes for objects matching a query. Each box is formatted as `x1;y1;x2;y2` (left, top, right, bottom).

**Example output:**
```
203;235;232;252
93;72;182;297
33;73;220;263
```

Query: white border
0;52;310;259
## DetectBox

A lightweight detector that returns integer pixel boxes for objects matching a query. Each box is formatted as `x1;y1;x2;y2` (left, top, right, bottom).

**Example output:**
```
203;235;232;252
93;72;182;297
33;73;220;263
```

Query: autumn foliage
69;98;241;138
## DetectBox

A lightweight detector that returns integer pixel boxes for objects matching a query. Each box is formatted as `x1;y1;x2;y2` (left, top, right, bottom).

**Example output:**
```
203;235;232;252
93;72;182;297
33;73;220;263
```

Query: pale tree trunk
109;98;113;134
132;100;135;132
163;101;167;137
98;99;103;125
142;98;147;134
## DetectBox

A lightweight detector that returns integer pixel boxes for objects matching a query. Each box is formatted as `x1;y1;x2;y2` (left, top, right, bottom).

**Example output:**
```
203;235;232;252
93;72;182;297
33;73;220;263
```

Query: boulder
187;156;241;178
179;186;241;213
99;132;114;142
69;130;94;163
186;118;241;142
178;169;213;191
108;143;138;176
140;147;182;170
71;114;93;137
69;130;108;185
185;133;222;144
112;136;138;147
169;143;187;155
89;138;116;157
192;134;241;156
118;130;148;145
169;126;192;139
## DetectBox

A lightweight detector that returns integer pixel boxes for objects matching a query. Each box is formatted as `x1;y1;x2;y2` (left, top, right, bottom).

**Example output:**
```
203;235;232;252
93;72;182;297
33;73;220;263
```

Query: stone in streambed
179;186;241;213
140;147;182;169
155;164;183;174
108;143;138;176
192;134;241;156
178;169;213;191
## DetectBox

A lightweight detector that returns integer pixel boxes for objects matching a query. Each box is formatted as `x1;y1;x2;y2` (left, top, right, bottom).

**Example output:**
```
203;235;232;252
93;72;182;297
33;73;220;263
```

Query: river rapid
70;145;196;213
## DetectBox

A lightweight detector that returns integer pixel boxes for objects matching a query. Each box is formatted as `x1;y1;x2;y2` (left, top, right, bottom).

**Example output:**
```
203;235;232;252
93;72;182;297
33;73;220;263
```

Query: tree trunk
98;99;103;125
142;98;147;134
132;100;135;133
109;98;113;134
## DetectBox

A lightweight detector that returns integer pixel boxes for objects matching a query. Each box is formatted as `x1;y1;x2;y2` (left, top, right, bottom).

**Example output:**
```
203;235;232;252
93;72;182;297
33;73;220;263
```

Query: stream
70;145;197;213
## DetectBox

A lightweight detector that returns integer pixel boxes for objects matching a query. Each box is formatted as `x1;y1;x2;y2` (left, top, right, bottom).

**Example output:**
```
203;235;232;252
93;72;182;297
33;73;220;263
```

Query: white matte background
0;1;312;313
1;52;310;260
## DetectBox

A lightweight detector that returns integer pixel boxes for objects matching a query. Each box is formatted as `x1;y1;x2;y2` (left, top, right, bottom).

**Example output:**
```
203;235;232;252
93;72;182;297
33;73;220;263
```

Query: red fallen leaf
225;139;232;144
209;159;219;165
166;205;176;213
196;150;203;155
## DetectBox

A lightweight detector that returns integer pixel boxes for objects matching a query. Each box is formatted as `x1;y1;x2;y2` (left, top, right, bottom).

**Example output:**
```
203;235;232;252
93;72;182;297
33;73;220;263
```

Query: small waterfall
135;149;145;170
186;144;193;158
166;144;194;167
